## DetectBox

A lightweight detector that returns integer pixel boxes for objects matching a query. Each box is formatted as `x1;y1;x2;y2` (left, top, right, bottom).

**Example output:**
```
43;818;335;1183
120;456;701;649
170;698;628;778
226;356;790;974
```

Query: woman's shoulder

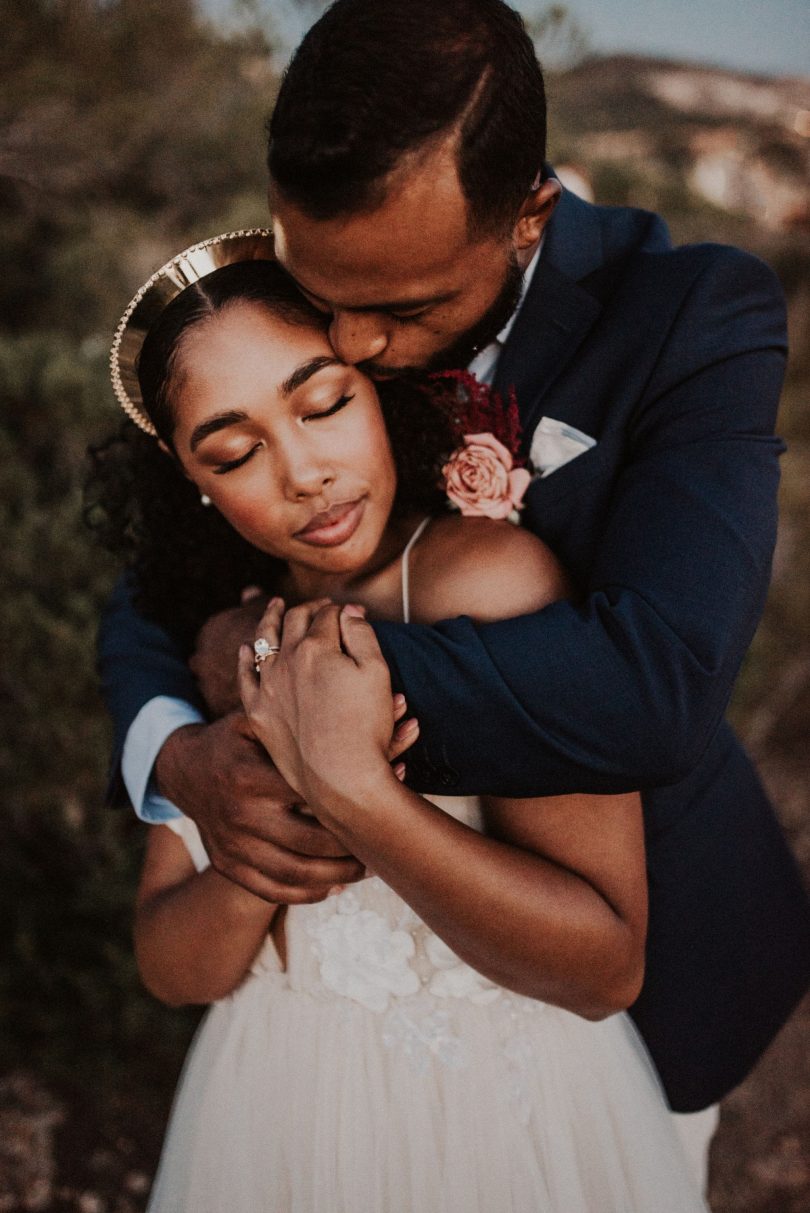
409;513;571;625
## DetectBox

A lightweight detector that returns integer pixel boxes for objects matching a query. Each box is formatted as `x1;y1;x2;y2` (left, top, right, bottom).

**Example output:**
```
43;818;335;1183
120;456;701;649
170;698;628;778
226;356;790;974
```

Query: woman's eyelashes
304;392;354;421
213;444;261;475
211;393;355;475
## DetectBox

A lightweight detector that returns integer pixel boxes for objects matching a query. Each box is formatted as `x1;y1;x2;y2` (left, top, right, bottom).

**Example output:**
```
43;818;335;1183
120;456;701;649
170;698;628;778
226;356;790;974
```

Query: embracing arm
314;769;644;1018
134;823;278;1006
373;248;787;795
99;579;407;902
239;598;646;1019
98;573;205;783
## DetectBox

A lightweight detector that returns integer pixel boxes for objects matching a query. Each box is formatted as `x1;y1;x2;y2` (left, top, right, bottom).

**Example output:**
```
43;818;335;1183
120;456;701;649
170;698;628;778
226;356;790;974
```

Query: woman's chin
288;527;386;584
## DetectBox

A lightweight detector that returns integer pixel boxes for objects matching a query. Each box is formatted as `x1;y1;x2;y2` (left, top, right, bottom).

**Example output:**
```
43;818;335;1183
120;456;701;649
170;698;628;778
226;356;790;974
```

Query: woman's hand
238;598;416;817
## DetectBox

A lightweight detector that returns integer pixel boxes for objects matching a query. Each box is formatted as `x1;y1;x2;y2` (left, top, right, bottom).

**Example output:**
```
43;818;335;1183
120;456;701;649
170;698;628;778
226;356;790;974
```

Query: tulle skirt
147;967;707;1213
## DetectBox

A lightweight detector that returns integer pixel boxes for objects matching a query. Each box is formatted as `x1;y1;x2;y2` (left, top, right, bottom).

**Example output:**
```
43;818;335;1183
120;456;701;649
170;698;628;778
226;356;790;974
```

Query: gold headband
109;228;275;436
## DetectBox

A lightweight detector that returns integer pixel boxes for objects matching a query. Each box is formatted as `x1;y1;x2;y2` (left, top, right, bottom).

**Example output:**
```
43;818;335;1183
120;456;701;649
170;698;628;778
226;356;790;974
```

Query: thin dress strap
400;517;431;623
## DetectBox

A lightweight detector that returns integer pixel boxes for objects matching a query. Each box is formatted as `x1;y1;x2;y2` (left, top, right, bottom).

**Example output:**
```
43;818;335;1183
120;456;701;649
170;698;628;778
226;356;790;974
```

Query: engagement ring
253;637;280;672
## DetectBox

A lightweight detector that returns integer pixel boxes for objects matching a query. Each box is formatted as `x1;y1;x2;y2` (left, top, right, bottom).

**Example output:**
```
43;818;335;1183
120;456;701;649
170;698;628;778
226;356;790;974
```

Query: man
100;0;810;1117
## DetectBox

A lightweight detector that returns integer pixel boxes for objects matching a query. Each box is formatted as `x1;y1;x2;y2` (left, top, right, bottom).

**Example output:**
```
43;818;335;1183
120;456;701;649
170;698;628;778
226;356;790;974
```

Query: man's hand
154;711;366;903
189;589;267;719
155;602;417;903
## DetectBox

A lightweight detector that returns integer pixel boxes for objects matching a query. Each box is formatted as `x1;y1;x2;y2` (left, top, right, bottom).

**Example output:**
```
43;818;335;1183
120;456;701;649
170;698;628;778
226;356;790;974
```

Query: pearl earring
200;493;212;507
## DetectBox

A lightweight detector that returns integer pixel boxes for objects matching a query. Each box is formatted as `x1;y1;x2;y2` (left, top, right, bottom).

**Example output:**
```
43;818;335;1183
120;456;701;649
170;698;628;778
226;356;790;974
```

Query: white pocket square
529;417;596;478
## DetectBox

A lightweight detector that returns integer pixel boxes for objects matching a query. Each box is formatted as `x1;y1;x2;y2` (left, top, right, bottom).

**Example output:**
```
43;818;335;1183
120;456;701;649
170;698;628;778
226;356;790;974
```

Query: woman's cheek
212;485;289;558
360;410;397;498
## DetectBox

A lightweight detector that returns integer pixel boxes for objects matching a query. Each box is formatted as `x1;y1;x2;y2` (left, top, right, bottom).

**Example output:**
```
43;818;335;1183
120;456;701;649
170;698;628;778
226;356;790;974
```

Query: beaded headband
109;228;275;436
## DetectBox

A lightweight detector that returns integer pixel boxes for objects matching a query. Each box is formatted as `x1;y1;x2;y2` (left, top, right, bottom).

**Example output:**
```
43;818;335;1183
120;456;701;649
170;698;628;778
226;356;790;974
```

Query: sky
559;0;808;79
203;0;809;80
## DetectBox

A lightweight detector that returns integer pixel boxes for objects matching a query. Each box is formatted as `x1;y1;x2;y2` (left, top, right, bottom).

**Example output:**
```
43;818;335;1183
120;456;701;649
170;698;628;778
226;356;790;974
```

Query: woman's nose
280;445;335;500
329;311;388;365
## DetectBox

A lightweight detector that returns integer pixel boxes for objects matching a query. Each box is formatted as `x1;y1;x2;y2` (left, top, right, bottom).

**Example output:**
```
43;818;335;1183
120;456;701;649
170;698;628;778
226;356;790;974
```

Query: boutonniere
432;371;529;522
442;432;530;520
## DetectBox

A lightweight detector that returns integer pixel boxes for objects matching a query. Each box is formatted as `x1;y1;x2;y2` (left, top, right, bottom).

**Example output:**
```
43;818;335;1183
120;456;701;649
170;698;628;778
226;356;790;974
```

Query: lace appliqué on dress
305;881;543;1121
382;1005;465;1071
305;888;420;1013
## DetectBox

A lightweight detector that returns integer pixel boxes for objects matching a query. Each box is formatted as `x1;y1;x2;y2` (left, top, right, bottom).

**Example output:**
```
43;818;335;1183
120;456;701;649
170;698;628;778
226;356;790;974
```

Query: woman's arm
134;824;278;1006
238;524;647;1019
309;766;644;1019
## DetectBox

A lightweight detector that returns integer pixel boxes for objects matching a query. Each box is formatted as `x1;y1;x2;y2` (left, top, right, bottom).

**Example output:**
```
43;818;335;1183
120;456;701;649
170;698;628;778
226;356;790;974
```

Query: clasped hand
156;593;417;904
238;598;407;830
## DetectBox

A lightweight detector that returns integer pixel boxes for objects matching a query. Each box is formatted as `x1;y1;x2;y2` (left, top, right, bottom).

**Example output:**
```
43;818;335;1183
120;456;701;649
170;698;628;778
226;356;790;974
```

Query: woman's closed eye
213;444;262;475
304;392;355;421
211;395;355;474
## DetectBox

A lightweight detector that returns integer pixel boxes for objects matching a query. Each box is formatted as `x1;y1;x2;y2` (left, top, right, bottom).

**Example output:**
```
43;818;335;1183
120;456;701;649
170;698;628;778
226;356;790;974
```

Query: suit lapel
493;189;605;444
493;259;602;441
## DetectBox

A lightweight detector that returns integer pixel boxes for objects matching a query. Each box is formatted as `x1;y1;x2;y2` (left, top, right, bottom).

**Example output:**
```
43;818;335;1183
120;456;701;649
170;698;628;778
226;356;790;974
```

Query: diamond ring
253;637;280;672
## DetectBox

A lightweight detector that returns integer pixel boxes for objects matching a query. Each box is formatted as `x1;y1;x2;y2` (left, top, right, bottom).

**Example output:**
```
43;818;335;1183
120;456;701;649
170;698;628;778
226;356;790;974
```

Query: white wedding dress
147;522;708;1212
148;803;707;1213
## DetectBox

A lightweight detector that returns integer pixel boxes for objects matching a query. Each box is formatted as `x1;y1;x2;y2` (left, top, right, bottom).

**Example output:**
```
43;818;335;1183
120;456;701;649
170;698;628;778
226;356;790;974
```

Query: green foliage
0;0;276;1165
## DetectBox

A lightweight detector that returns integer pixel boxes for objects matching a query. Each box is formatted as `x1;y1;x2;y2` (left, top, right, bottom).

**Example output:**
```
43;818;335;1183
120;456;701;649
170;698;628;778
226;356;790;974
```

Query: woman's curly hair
86;260;462;649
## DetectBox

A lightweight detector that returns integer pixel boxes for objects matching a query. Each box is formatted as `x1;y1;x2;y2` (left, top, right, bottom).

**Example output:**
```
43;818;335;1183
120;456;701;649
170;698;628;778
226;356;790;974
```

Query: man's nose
329;311;388;365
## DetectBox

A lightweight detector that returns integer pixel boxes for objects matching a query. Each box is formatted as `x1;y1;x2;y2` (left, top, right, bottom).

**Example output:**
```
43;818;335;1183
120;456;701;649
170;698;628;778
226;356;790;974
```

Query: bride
97;233;707;1211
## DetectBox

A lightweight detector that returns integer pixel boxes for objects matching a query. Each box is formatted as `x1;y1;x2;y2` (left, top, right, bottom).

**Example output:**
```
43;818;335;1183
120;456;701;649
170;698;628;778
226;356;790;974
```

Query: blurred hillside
548;61;810;1210
1;4;808;1210
547;56;810;768
551;55;810;232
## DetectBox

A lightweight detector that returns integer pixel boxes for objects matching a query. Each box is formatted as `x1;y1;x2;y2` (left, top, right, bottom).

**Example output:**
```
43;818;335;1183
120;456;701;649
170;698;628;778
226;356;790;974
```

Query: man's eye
389;309;428;323
213;444;260;475
307;393;355;420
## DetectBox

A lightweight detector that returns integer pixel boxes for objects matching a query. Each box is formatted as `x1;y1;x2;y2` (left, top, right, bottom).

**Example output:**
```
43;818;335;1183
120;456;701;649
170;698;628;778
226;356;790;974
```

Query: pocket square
529;416;596;478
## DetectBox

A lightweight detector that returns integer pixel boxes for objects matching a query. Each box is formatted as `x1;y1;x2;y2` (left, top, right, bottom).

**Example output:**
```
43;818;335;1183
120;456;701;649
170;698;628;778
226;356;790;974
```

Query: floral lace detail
305;890;420;1013
382;1004;465;1072
500;1007;539;1127
423;934;501;1005
304;875;546;1120
381;992;541;1125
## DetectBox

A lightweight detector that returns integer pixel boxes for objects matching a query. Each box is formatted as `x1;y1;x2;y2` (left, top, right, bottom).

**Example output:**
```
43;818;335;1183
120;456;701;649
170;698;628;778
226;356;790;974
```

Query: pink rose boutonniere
442;432;531;521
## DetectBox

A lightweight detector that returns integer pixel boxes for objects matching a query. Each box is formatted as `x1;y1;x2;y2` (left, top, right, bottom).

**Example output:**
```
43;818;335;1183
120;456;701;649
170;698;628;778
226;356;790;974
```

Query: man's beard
357;253;524;380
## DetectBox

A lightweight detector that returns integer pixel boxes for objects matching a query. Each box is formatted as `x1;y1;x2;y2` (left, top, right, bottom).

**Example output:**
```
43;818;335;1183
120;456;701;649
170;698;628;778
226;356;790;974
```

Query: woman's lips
294;498;366;547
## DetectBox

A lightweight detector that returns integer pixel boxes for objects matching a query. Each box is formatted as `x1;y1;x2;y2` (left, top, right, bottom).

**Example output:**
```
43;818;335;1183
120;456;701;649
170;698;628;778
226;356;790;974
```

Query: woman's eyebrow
281;355;343;397
188;358;343;452
189;410;248;453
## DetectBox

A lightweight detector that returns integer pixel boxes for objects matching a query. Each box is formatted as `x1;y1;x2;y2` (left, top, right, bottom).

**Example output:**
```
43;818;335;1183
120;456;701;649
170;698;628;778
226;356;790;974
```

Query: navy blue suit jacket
99;188;810;1111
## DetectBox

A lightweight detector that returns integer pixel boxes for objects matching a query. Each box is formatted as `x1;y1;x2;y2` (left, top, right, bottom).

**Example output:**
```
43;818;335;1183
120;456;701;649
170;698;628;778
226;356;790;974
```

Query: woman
95;232;707;1211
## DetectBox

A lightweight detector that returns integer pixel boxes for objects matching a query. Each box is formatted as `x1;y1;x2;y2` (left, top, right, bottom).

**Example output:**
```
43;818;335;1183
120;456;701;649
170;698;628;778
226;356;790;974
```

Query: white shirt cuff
122;696;205;823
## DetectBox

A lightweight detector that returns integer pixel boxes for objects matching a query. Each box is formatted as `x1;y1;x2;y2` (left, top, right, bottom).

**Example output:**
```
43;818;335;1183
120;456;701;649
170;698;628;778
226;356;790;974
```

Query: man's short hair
267;0;547;237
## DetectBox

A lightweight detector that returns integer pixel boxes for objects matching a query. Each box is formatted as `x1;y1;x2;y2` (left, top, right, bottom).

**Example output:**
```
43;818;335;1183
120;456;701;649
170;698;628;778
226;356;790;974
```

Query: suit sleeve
373;248;788;797
98;573;205;775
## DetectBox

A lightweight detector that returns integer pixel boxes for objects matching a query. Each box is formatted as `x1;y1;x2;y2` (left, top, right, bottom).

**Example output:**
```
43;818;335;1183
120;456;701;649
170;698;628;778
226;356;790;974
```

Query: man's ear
513;177;562;253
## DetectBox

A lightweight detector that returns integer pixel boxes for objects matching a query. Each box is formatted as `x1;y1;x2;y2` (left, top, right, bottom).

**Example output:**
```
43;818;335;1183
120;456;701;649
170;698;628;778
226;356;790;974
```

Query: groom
101;0;810;1113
